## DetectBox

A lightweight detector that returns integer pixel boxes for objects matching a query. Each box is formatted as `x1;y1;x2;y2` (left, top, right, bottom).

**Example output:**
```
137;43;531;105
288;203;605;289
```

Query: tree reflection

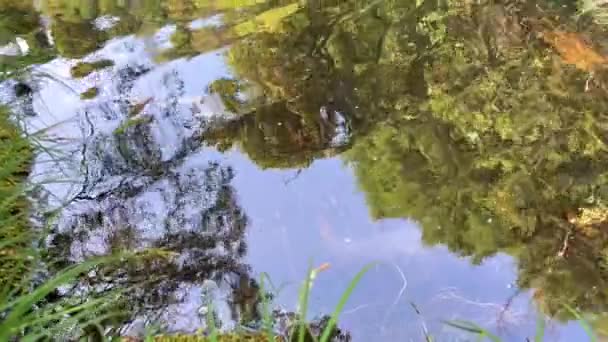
33;60;351;335
36;0;294;61
217;0;608;321
32;61;252;331
46;160;250;330
203;98;351;169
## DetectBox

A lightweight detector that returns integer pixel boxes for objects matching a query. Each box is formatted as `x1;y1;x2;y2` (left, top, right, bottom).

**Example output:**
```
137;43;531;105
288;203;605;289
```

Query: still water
1;0;607;340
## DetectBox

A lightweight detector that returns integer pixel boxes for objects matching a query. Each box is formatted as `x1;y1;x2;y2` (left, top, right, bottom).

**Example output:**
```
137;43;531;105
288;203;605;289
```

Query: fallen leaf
129;97;154;116
541;30;608;72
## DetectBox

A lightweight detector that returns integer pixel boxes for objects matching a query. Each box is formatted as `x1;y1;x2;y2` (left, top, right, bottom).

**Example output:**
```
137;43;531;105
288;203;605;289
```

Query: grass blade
319;263;373;342
535;316;545;342
0;255;120;340
259;273;275;342
298;264;314;342
207;301;219;342
563;304;597;342
444;320;501;342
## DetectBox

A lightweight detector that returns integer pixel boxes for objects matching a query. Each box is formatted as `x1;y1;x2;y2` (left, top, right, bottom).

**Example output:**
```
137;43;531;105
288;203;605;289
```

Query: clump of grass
146;264;370;342
0;106;131;340
0;108;122;341
291;263;371;342
0;256;125;340
80;86;100;99
70;59;114;78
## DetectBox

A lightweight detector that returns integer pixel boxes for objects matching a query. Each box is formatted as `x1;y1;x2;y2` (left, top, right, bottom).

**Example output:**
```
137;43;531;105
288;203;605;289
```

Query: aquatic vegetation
52;19;105;58
80;86;100;99
71;59;115;78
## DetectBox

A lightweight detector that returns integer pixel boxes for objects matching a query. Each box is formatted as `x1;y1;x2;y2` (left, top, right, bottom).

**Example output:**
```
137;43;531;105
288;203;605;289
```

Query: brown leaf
129;97;154;117
541;30;608;72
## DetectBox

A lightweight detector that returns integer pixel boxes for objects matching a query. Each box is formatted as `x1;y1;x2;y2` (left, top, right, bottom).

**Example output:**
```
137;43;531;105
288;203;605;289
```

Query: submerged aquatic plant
80;86;100;99
70;59;115;78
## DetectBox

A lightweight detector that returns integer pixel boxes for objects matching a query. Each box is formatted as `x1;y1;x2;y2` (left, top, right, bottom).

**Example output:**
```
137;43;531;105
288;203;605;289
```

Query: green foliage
0;107;129;340
0;257;123;341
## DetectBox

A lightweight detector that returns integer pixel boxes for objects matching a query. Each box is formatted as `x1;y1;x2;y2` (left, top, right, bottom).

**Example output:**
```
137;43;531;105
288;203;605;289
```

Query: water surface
1;0;607;340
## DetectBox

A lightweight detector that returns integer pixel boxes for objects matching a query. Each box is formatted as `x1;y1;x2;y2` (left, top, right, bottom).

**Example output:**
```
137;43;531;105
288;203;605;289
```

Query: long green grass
0;106;129;340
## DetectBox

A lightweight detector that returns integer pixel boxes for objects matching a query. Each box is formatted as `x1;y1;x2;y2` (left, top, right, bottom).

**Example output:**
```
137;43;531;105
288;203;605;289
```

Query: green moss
80;87;99;100
70;59;115;78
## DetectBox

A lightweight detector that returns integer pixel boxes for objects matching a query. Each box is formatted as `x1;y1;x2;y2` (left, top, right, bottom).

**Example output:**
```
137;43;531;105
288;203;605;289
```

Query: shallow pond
1;0;608;340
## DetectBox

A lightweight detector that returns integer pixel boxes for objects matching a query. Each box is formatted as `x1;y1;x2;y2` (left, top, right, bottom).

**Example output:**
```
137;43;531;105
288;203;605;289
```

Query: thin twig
381;263;408;327
558;230;572;258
